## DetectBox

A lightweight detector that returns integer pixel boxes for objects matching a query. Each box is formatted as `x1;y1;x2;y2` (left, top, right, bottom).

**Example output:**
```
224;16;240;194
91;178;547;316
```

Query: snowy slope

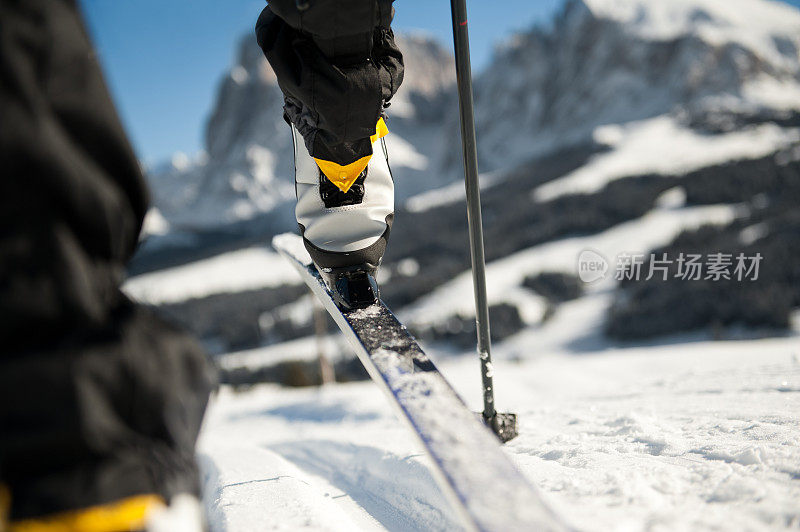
398;202;738;330
199;333;800;531
533;117;799;201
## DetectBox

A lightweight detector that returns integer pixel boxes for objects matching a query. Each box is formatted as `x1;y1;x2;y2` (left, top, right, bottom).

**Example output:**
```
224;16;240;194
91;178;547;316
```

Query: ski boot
292;119;394;310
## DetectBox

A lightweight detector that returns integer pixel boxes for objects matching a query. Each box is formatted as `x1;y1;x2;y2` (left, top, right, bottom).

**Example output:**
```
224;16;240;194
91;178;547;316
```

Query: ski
273;233;566;532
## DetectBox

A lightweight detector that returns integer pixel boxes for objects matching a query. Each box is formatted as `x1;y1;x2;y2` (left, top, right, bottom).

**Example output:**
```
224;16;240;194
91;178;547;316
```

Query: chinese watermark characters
577;250;763;283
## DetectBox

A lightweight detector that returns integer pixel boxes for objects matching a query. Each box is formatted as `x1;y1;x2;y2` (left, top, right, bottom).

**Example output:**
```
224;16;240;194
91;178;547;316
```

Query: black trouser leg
255;0;403;166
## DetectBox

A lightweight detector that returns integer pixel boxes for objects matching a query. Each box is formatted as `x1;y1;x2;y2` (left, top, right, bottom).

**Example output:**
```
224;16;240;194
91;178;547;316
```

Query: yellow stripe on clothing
1;484;11;531
10;494;164;532
315;117;389;193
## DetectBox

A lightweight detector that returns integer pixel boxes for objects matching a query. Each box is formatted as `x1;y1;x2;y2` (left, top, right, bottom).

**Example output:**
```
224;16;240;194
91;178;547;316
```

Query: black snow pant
255;0;404;169
0;0;215;521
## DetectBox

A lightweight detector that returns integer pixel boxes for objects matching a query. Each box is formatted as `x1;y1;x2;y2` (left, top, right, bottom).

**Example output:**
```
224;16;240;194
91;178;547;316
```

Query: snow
404;171;503;213
395;258;420;277
268;234;566;529
382;133;429;172
230;66;248;85
491;339;800;531
171;152;191;172
739;222;770;246
199;385;463;532
130;5;800;524
217;334;344;371
584;0;800;68
141;208;170;237
146;494;205;532
272;233;310;263
347;304;564;531
654;187;687;210
123;247;300;305
199;334;800;531
742;76;800;112
368;346;564;531
132;189;800;531
533;116;800;202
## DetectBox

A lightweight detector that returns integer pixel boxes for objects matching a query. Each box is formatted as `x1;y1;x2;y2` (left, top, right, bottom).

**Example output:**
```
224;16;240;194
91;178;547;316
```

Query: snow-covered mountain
131;0;800;349
147;33;457;231
472;0;800;171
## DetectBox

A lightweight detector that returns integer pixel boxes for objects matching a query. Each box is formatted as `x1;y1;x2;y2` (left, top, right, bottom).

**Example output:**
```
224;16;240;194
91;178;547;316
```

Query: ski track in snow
198;386;463;532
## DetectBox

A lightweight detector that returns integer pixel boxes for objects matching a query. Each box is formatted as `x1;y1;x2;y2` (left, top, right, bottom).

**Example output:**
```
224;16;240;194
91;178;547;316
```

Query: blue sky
82;0;800;165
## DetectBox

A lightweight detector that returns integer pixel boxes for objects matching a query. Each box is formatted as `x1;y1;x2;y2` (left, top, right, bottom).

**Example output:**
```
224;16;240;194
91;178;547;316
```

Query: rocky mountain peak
204;36;283;162
471;0;800;171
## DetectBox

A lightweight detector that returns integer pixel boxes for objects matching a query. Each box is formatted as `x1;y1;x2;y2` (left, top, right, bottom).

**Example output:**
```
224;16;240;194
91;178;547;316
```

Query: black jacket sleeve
0;0;215;519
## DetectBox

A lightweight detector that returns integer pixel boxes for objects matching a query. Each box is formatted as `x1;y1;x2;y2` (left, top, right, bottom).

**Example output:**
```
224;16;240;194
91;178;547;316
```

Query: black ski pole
450;0;518;443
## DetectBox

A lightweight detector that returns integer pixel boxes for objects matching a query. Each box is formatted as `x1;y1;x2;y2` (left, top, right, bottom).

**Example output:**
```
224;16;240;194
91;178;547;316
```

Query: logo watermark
577;249;609;283
577;250;762;283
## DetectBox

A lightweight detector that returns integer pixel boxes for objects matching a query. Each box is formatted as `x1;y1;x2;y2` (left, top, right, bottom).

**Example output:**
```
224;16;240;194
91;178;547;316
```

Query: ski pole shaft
450;0;496;421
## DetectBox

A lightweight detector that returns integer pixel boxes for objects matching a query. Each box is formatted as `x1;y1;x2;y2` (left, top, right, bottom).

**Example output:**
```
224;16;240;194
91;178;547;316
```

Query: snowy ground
199;336;800;532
